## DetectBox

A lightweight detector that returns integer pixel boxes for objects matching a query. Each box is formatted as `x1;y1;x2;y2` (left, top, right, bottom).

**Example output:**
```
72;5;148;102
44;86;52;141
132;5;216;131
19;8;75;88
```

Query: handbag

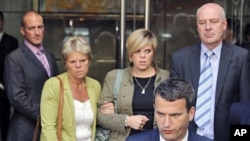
32;76;64;141
95;69;123;141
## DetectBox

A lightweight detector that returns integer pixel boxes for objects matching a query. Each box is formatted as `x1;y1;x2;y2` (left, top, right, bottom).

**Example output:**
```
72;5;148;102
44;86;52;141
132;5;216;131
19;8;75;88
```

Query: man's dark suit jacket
230;100;250;125
0;33;18;140
4;42;58;141
125;128;212;141
170;41;250;141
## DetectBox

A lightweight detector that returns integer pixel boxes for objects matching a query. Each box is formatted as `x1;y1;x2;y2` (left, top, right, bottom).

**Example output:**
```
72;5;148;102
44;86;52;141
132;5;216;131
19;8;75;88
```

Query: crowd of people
1;2;250;141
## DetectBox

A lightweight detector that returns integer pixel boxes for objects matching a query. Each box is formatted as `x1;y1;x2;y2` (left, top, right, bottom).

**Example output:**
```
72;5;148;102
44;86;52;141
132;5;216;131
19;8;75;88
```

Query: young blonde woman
97;28;169;141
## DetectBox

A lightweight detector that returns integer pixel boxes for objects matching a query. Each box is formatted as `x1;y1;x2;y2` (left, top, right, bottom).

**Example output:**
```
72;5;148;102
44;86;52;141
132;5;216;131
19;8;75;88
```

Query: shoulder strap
32;116;40;141
56;76;64;141
113;69;123;113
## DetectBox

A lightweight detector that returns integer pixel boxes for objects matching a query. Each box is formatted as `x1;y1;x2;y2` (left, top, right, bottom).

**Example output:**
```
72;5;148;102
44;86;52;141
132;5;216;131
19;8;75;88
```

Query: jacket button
124;107;128;110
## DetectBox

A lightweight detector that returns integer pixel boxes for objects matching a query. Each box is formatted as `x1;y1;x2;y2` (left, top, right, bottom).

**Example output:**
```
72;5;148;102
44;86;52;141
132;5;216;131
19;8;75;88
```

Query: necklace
134;76;152;94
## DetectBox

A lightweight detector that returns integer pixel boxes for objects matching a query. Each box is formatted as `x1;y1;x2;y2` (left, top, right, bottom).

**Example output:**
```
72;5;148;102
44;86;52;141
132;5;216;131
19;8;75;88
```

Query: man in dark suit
170;3;250;141
126;79;211;141
4;11;58;141
0;11;18;141
230;101;250;125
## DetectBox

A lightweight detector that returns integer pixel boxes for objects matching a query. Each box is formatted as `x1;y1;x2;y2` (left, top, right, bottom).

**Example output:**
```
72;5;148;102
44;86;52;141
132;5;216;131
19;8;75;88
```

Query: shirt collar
159;130;188;141
24;39;44;54
201;42;222;58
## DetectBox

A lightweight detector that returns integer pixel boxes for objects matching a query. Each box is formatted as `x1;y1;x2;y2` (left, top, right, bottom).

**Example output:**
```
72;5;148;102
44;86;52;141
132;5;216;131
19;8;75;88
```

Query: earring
129;58;133;66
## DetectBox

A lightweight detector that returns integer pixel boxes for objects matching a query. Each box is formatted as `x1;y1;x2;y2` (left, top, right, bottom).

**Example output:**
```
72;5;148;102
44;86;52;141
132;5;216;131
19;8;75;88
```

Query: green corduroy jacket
40;72;101;141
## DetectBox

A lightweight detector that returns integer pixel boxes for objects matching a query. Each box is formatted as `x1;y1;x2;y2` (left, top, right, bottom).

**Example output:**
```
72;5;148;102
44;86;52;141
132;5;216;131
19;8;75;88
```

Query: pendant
142;89;145;94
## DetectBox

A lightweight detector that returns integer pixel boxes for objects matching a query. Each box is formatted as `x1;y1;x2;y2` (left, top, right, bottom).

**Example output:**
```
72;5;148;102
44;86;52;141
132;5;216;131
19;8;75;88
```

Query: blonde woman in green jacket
97;29;170;141
40;36;101;141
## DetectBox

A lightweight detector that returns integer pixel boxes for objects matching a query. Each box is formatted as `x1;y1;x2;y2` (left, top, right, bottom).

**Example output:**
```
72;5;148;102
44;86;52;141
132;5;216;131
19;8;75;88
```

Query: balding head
196;3;226;21
21;10;43;27
20;10;45;47
196;3;227;50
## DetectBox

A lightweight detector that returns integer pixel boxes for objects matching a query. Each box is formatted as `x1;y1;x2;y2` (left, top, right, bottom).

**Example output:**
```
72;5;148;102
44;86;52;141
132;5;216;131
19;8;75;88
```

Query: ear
129;57;132;62
20;27;25;36
188;106;195;121
223;19;227;31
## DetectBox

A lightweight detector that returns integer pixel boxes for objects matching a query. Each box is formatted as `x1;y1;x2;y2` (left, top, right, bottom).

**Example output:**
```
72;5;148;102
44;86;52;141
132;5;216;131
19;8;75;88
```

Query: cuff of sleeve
125;115;129;127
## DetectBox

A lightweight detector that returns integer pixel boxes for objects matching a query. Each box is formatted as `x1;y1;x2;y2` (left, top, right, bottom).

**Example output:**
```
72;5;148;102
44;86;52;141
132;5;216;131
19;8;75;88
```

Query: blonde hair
62;36;93;63
126;28;157;57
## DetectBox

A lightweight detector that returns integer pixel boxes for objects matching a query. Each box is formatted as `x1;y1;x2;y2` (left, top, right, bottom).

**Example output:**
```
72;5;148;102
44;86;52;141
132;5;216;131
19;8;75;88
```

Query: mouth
34;37;42;41
75;70;84;74
162;129;174;135
204;33;213;38
139;61;146;64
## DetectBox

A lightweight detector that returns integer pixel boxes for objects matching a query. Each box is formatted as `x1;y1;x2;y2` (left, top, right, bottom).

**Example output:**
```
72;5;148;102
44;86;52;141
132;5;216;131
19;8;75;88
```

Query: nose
35;27;40;35
75;61;81;67
163;116;171;127
140;51;145;57
205;22;211;30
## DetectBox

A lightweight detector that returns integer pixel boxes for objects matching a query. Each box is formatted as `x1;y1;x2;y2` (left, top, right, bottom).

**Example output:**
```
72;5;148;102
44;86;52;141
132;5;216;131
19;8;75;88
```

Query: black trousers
0;90;10;141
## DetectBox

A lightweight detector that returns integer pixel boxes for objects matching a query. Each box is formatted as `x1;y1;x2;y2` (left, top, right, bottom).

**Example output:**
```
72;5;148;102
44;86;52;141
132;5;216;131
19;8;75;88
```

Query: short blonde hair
62;36;93;63
126;28;157;57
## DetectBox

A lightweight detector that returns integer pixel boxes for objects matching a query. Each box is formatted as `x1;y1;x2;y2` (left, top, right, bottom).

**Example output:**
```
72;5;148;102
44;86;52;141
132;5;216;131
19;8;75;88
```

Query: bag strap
113;69;123;113
32;115;40;141
56;76;64;141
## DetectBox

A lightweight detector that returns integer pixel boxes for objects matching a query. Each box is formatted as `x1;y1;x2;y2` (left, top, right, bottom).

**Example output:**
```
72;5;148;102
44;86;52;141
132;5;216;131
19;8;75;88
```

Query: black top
130;75;156;136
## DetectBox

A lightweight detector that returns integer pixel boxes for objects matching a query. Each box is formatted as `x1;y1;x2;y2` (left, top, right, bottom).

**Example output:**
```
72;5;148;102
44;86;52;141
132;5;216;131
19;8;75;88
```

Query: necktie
37;49;51;76
195;51;213;128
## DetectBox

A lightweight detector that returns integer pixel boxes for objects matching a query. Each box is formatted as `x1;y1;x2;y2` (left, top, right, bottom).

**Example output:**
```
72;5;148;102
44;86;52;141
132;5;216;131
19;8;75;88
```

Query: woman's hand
100;101;114;114
126;115;149;130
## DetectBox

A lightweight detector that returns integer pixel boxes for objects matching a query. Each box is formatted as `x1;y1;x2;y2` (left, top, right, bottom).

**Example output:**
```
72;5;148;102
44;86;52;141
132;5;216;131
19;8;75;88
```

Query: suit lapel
189;44;201;91
151;128;160;141
215;43;232;105
188;131;197;141
21;43;49;77
0;34;10;55
0;34;6;54
243;103;250;124
61;73;75;119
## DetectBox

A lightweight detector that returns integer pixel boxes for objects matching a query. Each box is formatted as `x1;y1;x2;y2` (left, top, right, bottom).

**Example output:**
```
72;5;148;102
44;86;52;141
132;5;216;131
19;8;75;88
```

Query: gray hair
62;36;93;63
196;3;226;20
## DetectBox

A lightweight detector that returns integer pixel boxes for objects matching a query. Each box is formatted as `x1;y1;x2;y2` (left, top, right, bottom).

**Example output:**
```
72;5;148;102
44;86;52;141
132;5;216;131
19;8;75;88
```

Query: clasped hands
100;101;149;130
